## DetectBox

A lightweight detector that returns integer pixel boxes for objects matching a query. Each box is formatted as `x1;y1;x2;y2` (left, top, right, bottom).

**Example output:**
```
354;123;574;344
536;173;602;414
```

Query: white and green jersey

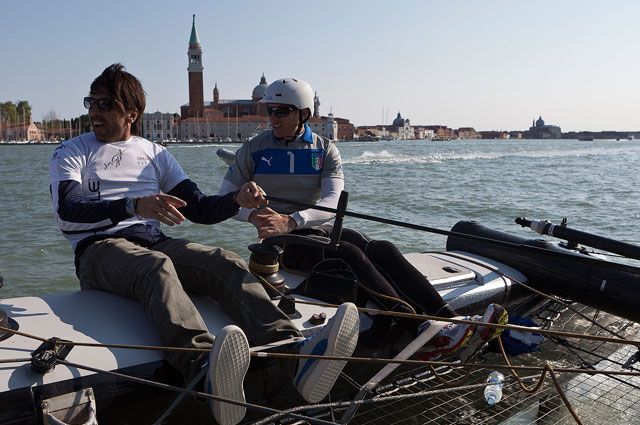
221;125;344;228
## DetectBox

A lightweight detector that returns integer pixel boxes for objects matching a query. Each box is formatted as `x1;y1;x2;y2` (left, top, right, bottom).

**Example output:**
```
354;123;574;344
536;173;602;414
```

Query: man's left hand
249;207;297;239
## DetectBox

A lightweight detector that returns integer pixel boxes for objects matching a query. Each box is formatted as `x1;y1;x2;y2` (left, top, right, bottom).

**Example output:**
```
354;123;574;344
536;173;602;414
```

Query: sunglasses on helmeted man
83;97;118;112
267;106;297;118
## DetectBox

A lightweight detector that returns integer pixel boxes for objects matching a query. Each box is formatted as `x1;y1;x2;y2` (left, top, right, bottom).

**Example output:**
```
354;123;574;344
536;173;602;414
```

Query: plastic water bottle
484;371;504;406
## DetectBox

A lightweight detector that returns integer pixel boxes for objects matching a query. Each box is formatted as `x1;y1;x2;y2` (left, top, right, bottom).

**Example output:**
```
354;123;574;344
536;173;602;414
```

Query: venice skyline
0;0;639;131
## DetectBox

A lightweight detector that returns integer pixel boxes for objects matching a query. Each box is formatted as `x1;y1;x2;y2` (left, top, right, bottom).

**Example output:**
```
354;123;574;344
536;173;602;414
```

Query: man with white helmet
219;78;508;372
219;77;343;238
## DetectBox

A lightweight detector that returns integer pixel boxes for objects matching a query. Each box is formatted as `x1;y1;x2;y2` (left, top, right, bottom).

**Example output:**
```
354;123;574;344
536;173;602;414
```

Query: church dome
392;112;405;127
252;74;268;99
536;116;545;127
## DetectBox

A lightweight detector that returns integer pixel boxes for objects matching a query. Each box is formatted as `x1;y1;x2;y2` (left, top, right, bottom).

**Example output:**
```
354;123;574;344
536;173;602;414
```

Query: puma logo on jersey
261;156;273;166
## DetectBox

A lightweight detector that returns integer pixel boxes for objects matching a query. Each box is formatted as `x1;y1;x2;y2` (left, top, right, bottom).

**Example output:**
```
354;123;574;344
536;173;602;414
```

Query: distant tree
16;100;32;123
43;110;59;122
70;114;91;134
0;102;18;124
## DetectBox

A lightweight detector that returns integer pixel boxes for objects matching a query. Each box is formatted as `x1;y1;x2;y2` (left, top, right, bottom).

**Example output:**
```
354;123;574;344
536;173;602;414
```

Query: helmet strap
279;109;308;144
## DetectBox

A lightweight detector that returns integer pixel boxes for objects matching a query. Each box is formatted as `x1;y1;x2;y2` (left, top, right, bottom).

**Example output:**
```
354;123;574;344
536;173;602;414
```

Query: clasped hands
134;181;268;226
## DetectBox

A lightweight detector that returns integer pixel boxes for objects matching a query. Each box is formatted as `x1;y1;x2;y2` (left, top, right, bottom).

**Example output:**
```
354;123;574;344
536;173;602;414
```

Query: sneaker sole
300;303;360;403
207;325;250;425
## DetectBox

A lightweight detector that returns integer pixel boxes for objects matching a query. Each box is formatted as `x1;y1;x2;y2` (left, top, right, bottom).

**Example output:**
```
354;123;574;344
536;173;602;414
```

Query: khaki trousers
77;237;301;379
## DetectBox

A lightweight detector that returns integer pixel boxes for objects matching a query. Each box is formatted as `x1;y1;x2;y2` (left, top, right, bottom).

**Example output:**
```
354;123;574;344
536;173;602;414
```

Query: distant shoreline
0;137;637;146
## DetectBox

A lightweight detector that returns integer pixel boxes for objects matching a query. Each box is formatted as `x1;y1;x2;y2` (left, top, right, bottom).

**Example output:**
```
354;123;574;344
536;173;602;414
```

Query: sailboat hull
447;220;640;322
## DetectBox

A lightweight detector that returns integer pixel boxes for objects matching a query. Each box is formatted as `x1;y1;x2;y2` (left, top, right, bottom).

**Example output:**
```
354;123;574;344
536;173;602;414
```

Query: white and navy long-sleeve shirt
49;133;239;255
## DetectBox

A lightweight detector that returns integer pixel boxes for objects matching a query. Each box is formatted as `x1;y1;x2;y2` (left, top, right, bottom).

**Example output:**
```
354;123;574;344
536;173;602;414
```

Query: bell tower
187;14;204;118
213;82;219;106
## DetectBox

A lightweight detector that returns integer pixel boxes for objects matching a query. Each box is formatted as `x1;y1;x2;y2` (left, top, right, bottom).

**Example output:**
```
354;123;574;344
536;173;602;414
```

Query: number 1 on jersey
287;151;295;173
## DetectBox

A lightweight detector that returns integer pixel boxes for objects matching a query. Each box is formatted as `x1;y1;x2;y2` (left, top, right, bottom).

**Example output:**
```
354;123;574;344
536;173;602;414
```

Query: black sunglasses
84;96;117;112
267;106;297;118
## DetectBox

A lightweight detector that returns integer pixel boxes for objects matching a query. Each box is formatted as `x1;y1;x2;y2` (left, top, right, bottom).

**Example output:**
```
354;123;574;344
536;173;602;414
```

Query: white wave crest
344;146;640;165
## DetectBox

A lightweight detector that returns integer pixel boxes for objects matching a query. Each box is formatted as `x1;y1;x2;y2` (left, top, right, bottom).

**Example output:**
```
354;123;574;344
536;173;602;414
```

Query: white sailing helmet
262;78;314;112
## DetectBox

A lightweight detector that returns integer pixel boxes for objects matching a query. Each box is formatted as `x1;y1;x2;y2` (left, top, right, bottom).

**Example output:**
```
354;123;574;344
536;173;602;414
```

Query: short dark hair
90;63;146;135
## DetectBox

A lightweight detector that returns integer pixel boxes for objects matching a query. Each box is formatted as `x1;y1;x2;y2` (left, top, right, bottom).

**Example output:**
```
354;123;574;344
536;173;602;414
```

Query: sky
1;0;639;131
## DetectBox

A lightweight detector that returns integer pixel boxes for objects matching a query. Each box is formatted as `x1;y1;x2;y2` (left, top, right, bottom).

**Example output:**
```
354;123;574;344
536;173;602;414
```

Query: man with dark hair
49;64;359;425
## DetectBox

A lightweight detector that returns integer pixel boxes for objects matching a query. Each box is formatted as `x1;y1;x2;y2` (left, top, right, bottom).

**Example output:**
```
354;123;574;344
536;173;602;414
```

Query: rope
2;301;639;356
56;359;338;425
547;362;584;425
4;323;639;380
0;357;30;364
251;264;637;349
264;195;640;274
250;382;491;425
248;259;279;275
444;251;629;340
258;252;418;315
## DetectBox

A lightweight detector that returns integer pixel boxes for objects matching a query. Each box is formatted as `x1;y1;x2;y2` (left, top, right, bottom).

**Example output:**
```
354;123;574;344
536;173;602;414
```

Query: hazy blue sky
1;0;639;131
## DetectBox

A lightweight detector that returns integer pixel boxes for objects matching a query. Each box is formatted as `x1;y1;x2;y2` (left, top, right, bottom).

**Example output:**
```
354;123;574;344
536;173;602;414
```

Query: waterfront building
457;127;480;140
423;125;454;140
388;112;414;140
479;130;510;139
142;112;180;141
414;127;435;140
524;116;562;139
356;125;388;140
178;16;354;141
0;122;43;141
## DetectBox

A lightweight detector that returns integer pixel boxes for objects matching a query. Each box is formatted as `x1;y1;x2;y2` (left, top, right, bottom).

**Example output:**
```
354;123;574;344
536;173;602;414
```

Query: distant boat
578;137;594;141
628;135;635;141
356;136;381;142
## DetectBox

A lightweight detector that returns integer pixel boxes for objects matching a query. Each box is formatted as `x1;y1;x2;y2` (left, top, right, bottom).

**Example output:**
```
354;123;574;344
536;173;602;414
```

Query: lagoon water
1;138;639;299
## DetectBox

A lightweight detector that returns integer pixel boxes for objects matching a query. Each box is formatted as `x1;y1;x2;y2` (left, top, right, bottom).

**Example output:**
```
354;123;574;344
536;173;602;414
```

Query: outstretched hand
135;194;186;226
248;207;297;239
235;182;268;209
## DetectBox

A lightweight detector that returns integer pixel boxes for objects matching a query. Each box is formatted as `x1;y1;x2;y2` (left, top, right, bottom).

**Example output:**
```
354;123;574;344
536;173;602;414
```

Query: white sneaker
205;325;250;425
294;302;359;403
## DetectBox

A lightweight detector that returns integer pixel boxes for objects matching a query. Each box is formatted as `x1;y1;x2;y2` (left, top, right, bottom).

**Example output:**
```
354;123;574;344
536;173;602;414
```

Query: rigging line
1;306;638;362
550;336;640;391
265;194;640;274
497;334;548;393
56;359;338;425
0;325;47;343
0;357;30;364
254;233;626;342
250;382;491;425
496;338;584;425
547;362;584;425
443;251;628;340
553;334;640;372
266;298;640;348
9;310;638;379
256;272;416;316
256;351;640;379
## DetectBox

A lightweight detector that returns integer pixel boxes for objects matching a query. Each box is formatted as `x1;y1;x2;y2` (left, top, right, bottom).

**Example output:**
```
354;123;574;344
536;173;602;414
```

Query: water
1;138;640;299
